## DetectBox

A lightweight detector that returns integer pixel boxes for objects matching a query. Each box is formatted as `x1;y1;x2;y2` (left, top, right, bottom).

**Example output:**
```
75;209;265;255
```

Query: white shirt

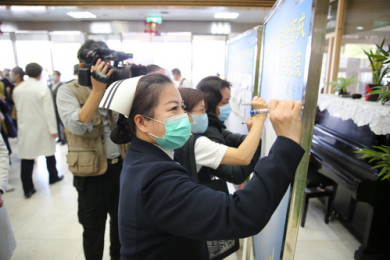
173;77;192;88
194;136;228;172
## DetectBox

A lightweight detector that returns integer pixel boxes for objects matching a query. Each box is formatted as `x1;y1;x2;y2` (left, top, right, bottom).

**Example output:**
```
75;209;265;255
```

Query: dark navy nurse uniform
118;136;304;260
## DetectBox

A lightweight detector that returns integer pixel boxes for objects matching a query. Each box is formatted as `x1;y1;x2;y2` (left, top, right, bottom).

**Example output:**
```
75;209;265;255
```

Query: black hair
25;63;42;78
54;70;61;76
12;66;24;78
178;88;206;113
110;114;132;144
77;39;108;62
196;76;231;115
110;74;174;144
146;64;163;74
171;68;181;75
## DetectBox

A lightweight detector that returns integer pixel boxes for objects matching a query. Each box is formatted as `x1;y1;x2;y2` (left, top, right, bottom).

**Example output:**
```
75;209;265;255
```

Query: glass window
339;36;386;94
0;33;16;70
122;32;192;83
192;35;226;87
51;42;81;82
48;32;83;83
14;32;52;86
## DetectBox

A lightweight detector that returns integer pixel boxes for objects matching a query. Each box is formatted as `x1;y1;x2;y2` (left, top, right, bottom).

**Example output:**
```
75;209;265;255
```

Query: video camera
78;47;147;87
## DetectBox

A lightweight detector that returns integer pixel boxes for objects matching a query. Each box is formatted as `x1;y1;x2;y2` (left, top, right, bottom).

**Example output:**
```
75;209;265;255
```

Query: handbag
2;113;17;138
182;135;239;260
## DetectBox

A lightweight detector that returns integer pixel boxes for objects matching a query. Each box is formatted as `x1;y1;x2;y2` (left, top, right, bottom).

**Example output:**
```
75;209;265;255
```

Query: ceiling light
356;26;364;30
214;12;239;20
67;11;96;19
11;6;46;12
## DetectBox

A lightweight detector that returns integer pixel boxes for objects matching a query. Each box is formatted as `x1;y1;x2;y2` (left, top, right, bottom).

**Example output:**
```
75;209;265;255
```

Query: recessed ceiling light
356;26;364;30
214;12;239;19
11;6;46;12
67;11;96;19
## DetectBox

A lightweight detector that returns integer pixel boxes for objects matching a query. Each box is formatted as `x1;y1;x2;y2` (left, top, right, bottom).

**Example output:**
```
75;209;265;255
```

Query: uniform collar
131;137;174;161
153;144;174;159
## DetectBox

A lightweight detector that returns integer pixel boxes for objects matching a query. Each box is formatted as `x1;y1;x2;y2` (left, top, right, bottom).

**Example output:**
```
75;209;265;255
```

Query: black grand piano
310;107;390;260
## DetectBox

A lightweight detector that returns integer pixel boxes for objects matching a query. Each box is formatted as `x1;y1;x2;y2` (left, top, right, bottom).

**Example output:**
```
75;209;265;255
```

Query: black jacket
199;113;261;185
118;136;304;260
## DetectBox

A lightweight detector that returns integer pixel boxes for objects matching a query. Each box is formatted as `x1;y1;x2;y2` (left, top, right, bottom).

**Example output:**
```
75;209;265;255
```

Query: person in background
0;79;14;156
57;40;128;260
0;134;16;260
171;68;192;88
193;76;267;188
10;67;24;87
1;69;12;81
49;70;66;145
102;73;303;259
197;76;232;123
146;64;166;75
0;67;23;193
0;69;14;102
13;62;63;199
176;87;266;184
10;66;25;128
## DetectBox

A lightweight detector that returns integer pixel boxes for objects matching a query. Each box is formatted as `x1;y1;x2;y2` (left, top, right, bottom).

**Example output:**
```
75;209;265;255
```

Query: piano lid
312;109;388;187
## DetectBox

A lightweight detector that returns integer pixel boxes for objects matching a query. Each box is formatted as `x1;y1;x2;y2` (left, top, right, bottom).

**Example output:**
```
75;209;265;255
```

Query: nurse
100;73;304;260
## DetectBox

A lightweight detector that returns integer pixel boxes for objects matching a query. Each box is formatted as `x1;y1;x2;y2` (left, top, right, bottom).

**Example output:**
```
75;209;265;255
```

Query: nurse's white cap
99;76;143;118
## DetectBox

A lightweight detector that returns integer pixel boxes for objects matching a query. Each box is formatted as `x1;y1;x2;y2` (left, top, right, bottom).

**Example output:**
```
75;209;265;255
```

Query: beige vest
64;80;108;176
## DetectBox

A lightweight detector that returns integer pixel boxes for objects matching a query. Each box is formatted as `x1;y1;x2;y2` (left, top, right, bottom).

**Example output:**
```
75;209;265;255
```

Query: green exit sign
146;17;162;24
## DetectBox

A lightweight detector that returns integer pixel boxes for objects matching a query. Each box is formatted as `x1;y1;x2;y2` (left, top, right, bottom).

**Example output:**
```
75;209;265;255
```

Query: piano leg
354;181;390;260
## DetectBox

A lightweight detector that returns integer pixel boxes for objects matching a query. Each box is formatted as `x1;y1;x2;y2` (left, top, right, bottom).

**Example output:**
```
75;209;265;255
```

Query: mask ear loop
143;115;163;124
143;115;164;139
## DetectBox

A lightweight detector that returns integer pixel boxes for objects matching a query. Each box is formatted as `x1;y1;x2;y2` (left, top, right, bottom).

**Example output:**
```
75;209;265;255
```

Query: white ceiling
0;6;270;24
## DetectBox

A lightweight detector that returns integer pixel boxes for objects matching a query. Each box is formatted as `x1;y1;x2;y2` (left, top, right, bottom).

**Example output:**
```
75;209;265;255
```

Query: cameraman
56;40;128;260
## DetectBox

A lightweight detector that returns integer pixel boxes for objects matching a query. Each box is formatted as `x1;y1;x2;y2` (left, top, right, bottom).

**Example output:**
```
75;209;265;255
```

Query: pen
250;106;304;115
250;108;269;115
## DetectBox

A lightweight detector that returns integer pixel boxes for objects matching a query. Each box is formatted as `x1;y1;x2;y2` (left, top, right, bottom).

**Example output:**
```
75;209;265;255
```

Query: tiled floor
3;138;360;260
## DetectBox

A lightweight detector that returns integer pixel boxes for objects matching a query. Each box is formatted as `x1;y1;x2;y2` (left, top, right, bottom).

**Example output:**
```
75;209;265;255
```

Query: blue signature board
226;27;259;122
254;1;314;260
259;0;313;102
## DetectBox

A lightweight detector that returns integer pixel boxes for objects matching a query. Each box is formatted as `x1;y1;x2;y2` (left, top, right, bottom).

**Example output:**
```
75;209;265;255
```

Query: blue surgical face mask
9;74;15;83
190;113;208;134
147;113;191;150
50;75;56;82
218;103;231;122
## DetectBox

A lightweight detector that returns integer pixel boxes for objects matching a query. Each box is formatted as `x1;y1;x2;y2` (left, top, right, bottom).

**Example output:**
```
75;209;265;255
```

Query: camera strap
91;70;109;83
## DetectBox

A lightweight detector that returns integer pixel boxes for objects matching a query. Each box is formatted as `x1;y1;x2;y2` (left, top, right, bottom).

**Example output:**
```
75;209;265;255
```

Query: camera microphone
105;51;133;61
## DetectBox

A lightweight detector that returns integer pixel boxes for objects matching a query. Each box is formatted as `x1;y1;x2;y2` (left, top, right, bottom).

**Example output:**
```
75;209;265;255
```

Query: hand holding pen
249;97;268;119
250;106;304;115
242;100;304;115
244;97;268;129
